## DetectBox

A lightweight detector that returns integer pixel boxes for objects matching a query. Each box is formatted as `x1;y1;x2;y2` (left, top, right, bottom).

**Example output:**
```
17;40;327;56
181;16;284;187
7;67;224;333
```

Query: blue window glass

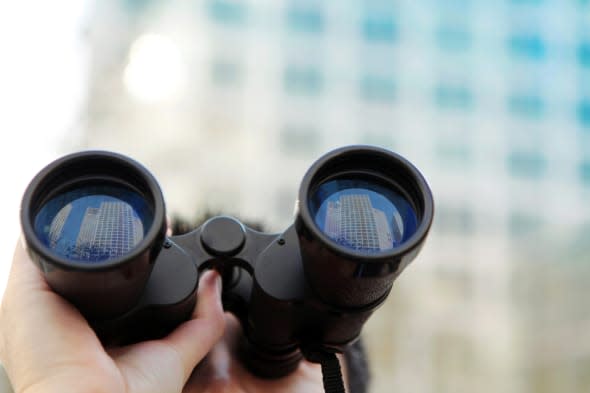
579;161;590;185
207;0;246;25
508;94;545;119
121;0;153;13
437;0;472;9
360;75;396;102
211;61;241;86
436;24;471;51
509;0;544;4
286;6;324;34
284;66;323;96
434;84;474;110
579;42;590;68
508;34;546;61
579;100;590;128
362;14;396;43
507;151;547;179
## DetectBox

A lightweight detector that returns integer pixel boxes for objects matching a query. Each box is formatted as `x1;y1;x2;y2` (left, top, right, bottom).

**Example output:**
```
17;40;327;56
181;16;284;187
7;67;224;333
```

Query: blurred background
1;1;589;392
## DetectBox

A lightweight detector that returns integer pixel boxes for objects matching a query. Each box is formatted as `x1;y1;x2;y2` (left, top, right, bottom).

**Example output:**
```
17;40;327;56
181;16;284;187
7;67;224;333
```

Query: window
507;33;546;61
434;84;474;110
508;93;545;119
578;99;590;128
507;151;547;179
121;0;153;13
578;42;590;68
359;75;395;102
509;0;544;4
283;65;323;96
435;24;471;51
579;161;590;185
207;0;246;25
286;5;323;34
362;13;396;43
437;0;472;9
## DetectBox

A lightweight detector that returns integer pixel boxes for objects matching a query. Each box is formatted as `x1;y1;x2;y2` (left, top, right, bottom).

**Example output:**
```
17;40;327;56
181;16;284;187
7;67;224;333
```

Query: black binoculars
20;145;433;379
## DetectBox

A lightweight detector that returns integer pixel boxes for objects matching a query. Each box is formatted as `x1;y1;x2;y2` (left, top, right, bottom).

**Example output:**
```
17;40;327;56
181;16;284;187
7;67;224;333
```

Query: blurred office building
71;1;590;392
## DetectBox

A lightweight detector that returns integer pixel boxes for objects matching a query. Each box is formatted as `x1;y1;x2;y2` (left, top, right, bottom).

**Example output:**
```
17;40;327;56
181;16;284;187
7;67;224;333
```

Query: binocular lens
34;183;153;263
22;151;166;318
296;146;433;308
309;177;418;253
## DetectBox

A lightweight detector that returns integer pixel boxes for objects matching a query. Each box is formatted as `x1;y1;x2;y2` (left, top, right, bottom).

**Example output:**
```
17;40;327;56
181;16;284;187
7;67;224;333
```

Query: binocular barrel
20;152;168;319
297;146;433;309
20;145;433;378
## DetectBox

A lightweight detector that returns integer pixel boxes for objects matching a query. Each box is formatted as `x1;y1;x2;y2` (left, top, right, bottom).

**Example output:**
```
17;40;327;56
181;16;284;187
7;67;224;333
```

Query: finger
112;270;225;393
162;269;225;380
4;238;51;294
1;240;95;351
0;241;108;393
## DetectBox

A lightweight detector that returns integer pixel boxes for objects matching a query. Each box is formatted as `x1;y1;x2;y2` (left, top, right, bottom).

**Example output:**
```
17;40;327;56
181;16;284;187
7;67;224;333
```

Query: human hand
0;239;225;393
0;240;347;393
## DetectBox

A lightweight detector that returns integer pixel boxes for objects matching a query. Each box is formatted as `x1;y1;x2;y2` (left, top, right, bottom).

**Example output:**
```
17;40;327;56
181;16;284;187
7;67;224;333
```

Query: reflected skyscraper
75;201;143;260
325;194;395;251
49;203;72;248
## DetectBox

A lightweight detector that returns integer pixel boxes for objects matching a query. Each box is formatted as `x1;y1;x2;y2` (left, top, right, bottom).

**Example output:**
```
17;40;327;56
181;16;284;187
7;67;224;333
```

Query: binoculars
20;145;433;379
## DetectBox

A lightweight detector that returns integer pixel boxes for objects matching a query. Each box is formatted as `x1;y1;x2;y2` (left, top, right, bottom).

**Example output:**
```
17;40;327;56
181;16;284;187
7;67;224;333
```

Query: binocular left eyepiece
21;152;167;319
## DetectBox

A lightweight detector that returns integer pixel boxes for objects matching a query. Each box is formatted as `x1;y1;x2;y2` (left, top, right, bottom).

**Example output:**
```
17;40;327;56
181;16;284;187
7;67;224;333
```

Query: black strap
317;352;346;393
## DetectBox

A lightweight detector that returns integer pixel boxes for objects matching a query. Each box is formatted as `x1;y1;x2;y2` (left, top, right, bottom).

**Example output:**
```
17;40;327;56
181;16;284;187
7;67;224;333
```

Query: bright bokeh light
123;33;186;102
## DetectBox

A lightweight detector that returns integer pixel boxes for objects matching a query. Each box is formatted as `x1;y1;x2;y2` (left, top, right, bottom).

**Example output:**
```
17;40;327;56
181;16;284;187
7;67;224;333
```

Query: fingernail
215;273;222;296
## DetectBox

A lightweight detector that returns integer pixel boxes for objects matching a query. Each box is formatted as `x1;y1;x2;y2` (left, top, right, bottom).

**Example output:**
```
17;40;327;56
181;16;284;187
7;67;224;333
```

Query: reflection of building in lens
391;212;403;244
49;203;73;248
75;201;143;260
325;194;396;251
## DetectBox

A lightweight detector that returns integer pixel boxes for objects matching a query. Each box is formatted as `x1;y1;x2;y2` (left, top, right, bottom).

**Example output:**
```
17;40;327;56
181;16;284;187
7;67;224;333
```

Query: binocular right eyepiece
20;145;434;381
297;146;431;309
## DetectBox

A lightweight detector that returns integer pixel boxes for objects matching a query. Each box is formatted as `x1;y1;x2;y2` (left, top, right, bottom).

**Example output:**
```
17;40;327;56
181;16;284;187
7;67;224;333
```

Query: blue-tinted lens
310;178;418;253
34;184;153;263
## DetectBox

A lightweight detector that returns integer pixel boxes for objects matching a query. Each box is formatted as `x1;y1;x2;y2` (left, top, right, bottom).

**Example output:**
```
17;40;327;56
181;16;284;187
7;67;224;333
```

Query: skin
0;240;344;393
